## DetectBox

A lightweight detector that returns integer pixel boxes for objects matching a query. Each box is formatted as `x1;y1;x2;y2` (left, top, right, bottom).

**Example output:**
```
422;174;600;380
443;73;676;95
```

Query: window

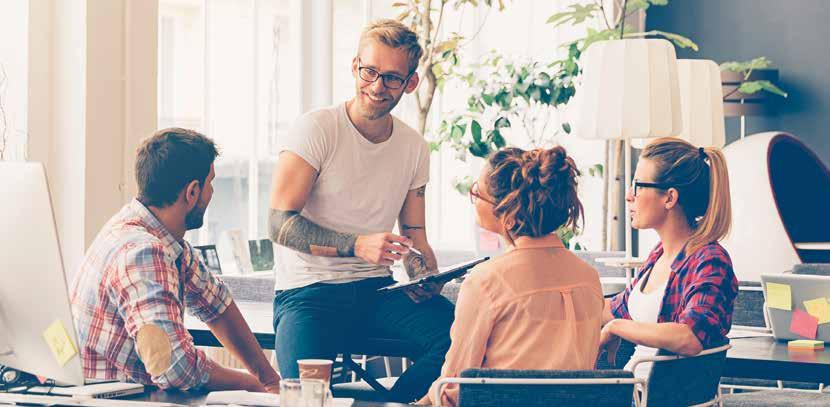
0;0;29;161
159;0;298;249
158;0;607;259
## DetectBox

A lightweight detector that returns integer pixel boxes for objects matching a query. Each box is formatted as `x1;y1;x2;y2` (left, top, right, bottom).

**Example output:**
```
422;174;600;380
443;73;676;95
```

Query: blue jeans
272;277;454;403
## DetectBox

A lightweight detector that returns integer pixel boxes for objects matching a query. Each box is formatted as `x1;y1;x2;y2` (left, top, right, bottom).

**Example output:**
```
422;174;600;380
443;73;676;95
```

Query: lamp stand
740;115;747;139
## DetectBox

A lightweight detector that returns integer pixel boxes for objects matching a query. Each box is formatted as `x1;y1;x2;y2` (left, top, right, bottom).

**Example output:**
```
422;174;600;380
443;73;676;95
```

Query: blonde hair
358;19;423;74
640;137;732;255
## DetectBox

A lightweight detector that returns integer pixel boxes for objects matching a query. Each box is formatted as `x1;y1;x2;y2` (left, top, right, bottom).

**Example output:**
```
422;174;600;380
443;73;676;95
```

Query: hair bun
520;150;542;186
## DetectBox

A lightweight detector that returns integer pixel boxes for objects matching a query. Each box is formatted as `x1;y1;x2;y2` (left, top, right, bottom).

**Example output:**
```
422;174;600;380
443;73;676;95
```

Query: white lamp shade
573;39;682;141
634;59;725;148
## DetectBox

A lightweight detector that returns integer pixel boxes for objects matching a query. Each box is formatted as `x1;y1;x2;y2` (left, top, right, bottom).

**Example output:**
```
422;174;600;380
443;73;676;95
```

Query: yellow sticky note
42;319;78;367
804;298;830;324
766;282;792;310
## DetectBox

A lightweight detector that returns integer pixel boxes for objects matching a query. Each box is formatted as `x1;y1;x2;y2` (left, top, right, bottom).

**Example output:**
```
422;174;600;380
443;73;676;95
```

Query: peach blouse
426;235;604;406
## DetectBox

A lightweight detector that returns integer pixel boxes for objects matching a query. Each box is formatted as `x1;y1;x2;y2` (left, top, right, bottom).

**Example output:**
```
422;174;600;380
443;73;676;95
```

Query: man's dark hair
135;128;219;208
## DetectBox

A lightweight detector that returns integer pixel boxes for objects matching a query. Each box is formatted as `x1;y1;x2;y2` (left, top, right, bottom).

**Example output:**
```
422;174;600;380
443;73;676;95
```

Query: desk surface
187;303;830;384
125;388;413;406
725;335;830;383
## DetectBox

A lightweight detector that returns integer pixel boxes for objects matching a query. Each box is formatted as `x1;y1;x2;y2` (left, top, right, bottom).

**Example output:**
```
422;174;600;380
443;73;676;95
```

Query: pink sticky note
790;309;819;340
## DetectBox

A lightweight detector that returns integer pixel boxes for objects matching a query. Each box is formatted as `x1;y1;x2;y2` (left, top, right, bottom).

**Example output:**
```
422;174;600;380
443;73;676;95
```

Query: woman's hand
598;319;622;367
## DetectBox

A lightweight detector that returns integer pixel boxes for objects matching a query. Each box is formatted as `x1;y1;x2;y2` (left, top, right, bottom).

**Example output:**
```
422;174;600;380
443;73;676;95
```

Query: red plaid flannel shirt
70;200;231;389
610;241;738;348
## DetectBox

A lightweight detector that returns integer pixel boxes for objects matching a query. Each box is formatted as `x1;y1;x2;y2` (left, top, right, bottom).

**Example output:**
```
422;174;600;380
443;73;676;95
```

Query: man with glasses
267;19;454;403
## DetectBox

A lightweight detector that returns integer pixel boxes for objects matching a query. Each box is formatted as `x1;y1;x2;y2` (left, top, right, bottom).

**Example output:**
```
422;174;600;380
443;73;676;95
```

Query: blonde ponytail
686;147;732;255
640;138;733;255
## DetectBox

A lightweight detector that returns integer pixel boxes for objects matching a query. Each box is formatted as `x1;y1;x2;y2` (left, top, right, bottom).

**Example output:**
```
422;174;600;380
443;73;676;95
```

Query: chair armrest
627;343;732;374
432;377;645;407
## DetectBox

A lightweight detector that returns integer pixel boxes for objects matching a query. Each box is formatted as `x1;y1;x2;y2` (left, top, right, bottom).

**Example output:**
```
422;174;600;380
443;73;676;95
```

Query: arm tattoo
415;186;426;198
402;224;425;230
268;209;357;257
404;251;432;280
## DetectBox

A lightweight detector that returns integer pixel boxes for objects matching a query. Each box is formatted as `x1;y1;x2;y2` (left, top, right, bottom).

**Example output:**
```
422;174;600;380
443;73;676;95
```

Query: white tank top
624;275;669;379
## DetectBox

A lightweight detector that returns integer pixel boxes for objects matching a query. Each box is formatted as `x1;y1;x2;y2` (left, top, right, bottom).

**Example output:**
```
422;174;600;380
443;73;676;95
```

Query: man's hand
259;369;281;394
354;233;412;266
598;319;622;367
403;281;444;303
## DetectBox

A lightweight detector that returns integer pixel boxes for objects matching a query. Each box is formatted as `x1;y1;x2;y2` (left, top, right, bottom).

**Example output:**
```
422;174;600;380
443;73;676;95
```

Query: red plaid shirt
609;241;738;348
70;200;231;389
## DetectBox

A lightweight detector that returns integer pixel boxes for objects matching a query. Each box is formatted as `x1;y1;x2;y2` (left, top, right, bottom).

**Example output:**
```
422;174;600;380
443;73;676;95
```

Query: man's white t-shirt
273;103;430;290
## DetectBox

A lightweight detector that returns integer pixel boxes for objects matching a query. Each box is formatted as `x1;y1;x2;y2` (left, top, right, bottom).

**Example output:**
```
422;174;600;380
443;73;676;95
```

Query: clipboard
377;257;489;292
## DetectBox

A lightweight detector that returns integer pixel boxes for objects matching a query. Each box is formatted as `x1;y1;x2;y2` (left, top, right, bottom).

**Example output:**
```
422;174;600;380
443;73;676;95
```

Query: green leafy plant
430;53;572;161
720;57;788;98
394;0;509;136
431;0;698;161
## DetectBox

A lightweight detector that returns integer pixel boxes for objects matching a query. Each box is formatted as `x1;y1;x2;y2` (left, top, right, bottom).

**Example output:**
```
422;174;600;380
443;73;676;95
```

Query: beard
356;88;404;120
184;203;207;230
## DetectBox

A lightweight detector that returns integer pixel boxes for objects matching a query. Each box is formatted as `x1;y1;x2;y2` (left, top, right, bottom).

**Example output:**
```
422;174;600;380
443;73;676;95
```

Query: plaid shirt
609;241;738;348
70;199;231;389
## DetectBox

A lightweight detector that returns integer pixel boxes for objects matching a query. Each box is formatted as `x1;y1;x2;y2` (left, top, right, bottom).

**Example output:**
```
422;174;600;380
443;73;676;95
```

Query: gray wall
647;0;830;164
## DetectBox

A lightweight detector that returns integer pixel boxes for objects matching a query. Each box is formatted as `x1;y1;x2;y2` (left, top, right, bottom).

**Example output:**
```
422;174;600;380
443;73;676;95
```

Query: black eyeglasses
630;179;672;197
357;58;412;90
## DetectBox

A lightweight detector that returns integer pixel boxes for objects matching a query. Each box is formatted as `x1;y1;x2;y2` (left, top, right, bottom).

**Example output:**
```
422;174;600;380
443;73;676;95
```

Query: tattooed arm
398;185;438;279
268;151;411;265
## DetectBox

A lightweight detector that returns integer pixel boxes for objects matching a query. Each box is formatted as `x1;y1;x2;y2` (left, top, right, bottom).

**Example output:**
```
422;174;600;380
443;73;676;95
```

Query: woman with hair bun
419;146;603;406
600;137;738;379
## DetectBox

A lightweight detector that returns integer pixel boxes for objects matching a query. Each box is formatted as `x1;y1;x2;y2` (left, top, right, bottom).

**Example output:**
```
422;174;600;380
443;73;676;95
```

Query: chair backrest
643;346;729;407
457;369;635;407
732;282;767;328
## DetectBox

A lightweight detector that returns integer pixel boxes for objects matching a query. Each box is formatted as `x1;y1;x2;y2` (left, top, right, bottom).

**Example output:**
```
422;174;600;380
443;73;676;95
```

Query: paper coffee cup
297;359;333;385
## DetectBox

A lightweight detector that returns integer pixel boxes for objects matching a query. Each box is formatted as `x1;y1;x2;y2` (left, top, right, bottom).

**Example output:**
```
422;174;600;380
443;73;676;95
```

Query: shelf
794;242;830;251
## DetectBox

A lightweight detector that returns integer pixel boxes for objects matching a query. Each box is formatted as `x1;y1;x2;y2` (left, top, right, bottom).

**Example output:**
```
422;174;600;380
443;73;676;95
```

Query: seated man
70;128;280;392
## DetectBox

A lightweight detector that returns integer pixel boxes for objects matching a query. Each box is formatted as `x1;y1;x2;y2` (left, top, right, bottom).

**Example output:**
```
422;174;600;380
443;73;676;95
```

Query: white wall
25;0;157;277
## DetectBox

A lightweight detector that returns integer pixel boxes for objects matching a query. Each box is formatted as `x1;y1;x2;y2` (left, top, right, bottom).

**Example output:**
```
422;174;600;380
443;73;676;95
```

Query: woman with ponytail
600;137;739;378
420;146;603;406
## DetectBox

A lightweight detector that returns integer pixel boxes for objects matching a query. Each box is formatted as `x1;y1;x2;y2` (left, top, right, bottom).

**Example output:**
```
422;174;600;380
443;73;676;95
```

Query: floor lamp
573;39;683;281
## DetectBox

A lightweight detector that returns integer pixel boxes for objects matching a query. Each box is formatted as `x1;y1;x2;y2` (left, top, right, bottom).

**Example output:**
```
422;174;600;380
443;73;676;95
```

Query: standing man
268;19;453;403
71;129;280;392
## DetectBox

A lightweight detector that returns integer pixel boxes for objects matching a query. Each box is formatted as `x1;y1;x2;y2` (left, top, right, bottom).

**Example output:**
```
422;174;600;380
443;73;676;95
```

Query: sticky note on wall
790;309;819;340
766;282;792;310
804;298;830;324
42;319;78;367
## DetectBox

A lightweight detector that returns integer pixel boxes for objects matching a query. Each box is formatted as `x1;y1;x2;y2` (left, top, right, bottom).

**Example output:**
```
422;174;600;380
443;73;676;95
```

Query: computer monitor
0;162;85;385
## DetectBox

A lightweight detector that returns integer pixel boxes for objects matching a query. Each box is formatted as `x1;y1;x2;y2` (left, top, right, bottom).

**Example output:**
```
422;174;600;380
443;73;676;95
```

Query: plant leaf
546;4;600;28
738;80;788;97
633;30;699;51
471;120;482;143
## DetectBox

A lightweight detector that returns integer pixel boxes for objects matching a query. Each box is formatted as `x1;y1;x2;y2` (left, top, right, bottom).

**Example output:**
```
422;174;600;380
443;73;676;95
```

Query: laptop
0;162;145;398
761;273;830;342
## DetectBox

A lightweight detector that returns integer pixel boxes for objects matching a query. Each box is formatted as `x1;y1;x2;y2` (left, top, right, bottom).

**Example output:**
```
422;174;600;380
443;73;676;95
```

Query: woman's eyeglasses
469;181;496;205
630;179;672;197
